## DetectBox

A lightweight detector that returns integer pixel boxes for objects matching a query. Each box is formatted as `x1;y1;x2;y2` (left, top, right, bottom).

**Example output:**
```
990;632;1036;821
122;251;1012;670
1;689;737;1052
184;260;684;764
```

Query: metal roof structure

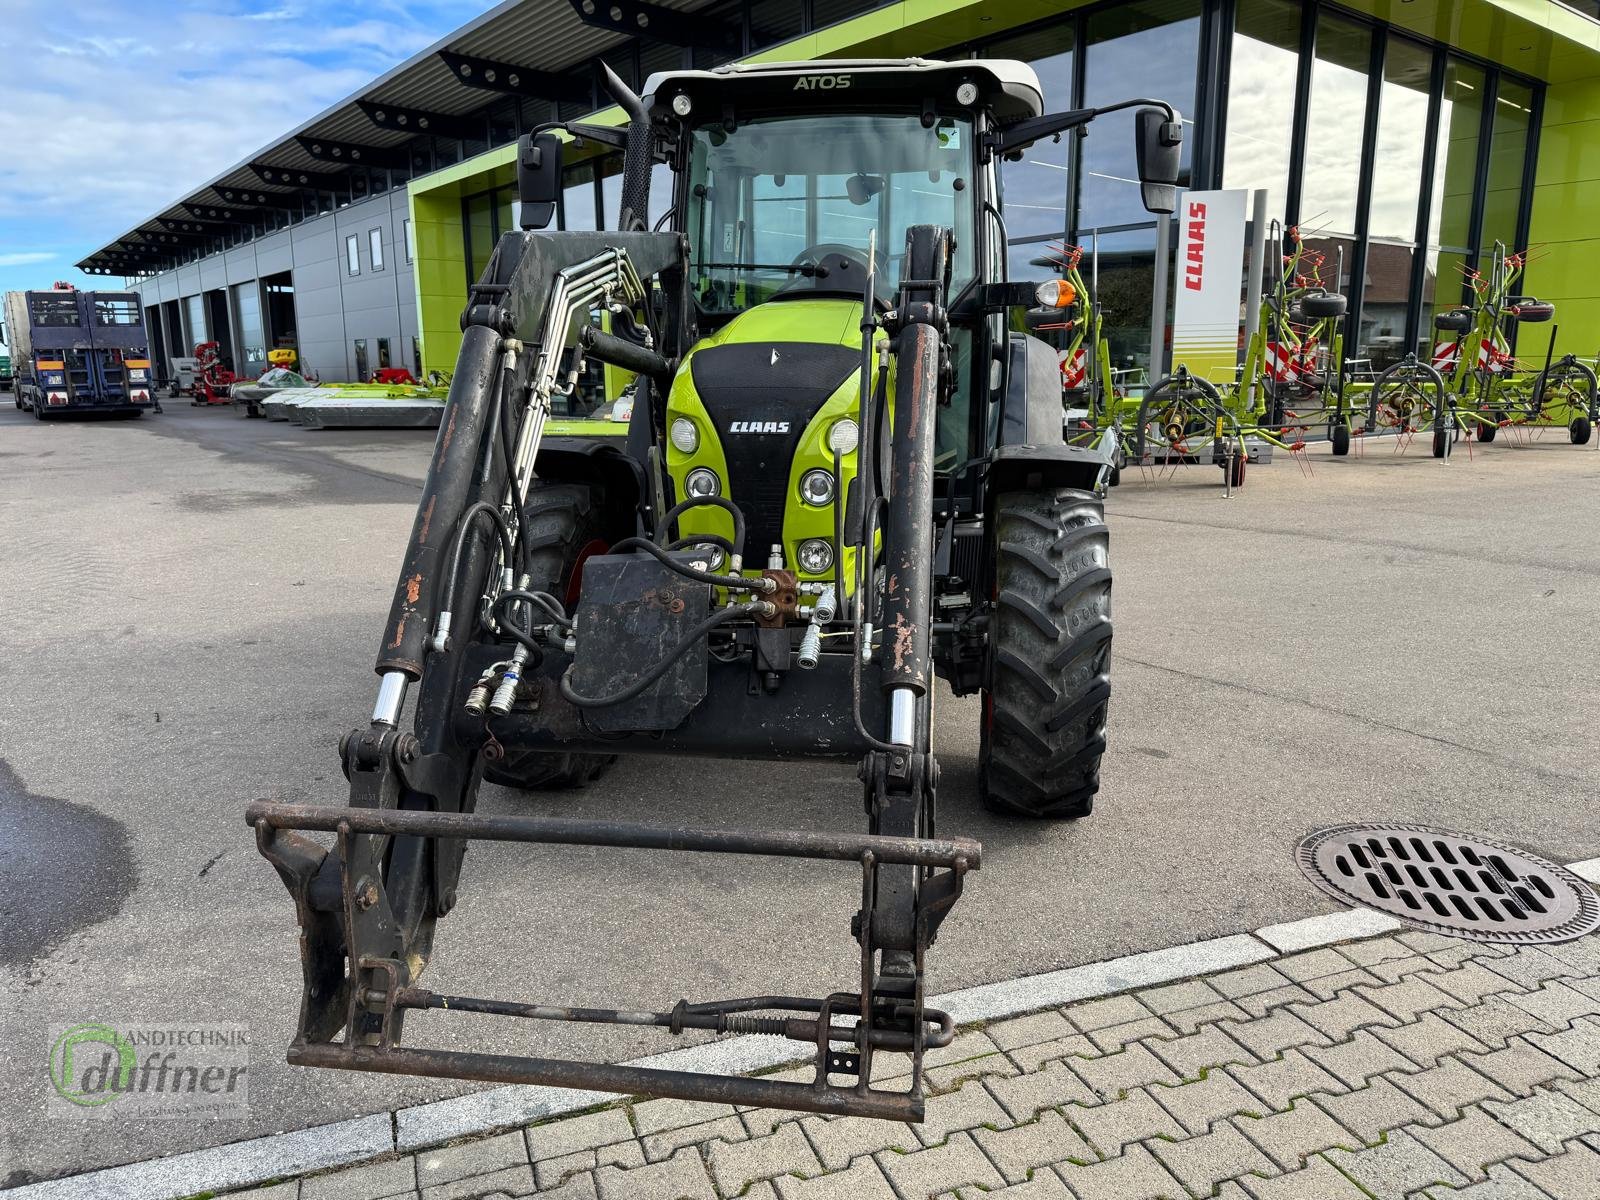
77;0;739;276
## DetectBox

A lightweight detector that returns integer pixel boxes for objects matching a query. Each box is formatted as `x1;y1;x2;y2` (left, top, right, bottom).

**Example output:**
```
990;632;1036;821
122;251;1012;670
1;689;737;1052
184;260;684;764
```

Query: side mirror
1135;107;1183;215
518;132;562;230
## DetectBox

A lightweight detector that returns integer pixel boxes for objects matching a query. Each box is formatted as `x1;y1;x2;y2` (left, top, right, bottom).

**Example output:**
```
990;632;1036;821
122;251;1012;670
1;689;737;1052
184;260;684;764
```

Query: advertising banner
1171;188;1249;382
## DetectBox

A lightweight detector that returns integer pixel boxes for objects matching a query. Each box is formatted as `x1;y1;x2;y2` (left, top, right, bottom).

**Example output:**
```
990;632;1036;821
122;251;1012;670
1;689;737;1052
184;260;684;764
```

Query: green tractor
249;58;1180;1121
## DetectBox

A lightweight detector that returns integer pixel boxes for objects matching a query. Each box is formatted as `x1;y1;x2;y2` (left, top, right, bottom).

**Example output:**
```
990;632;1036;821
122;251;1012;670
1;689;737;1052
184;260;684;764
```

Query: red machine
192;341;241;406
371;367;417;385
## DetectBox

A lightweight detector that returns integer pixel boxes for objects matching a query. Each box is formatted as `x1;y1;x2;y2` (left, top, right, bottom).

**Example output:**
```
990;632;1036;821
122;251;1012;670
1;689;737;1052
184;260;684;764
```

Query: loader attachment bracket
247;800;979;1122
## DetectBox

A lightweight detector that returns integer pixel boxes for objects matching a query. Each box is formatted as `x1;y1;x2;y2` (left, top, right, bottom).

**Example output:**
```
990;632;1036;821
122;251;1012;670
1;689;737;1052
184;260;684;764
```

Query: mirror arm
990;98;1177;156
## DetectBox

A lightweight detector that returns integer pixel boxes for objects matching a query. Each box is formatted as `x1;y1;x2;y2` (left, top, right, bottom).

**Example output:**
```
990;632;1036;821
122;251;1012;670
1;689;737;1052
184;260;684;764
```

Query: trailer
3;285;156;418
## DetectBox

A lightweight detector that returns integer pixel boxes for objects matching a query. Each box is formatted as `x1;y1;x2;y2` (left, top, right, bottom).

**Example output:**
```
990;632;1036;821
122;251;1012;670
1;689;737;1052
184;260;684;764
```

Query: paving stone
876;1131;1005;1198
1375;1011;1491;1069
1556;1074;1600;1116
989;1061;1099;1122
879;1031;1006;1082
1138;980;1225;1016
1301;968;1385;1001
707;1122;822;1195
1067;994;1155;1033
953;1173;1074;1199
422;1165;536;1200
1290;992;1400;1040
1411;1105;1543;1181
1149;1070;1263;1134
1440;994;1557;1051
1208;963;1294;1001
1162;1000;1251;1035
1054;1143;1187;1200
1369;954;1442;984
1224;1010;1332;1060
1304;1028;1418;1087
1354;974;1459;1022
1419;1160;1553;1199
1232;984;1318;1019
987;1010;1076;1051
1238;1153;1368;1200
532;1173;600;1200
1314;1076;1435;1144
1528;1015;1600;1075
771;1157;898;1200
236;1185;301;1200
1142;1025;1257;1080
1274;948;1356;983
1430;962;1529;1007
1483;947;1574;989
535;1142;645;1190
1009;1034;1100;1074
1510;1137;1600;1197
1235;1098;1360;1170
631;1098;737;1137
1087;1018;1179;1054
303;1159;418;1200
593;1147;715;1200
1227;1049;1347;1112
1505;980;1600;1028
416;1134;530;1191
1324;1127;1468;1196
1337;935;1415;967
1149;1122;1276;1196
916;1079;1013;1146
526;1111;636;1163
1483;1086;1600;1154
1539;937;1600;975
1426;942;1507;970
1391;1055;1511;1120
1072;1044;1180;1101
1397;931;1467;955
926;1049;1022;1092
972;1110;1094;1184
1068;1089;1184;1156
642;1117;743;1164
1464;1037;1584;1097
799;1114;919;1171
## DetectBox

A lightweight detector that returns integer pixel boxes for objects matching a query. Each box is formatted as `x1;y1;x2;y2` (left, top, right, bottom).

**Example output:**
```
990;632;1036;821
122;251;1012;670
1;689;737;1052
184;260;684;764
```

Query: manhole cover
1297;824;1600;944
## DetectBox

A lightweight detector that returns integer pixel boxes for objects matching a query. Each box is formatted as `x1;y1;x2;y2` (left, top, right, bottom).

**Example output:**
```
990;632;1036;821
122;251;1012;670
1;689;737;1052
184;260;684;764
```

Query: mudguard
989;331;1108;495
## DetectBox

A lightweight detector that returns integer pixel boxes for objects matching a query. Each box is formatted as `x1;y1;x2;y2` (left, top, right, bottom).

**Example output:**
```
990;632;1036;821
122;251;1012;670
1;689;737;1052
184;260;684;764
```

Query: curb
13;857;1600;1200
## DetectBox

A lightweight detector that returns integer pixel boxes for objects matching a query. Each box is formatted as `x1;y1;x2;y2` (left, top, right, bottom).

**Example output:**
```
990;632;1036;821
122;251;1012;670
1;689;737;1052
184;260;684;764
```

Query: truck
3;285;156;418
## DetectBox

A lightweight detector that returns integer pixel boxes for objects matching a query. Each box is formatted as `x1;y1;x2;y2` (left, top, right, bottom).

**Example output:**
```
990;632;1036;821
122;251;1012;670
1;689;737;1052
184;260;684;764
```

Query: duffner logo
729;420;790;434
793;74;851;91
1184;200;1207;292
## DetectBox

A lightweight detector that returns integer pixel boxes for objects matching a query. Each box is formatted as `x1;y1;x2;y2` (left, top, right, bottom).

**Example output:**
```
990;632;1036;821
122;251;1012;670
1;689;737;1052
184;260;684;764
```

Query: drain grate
1296;824;1600;944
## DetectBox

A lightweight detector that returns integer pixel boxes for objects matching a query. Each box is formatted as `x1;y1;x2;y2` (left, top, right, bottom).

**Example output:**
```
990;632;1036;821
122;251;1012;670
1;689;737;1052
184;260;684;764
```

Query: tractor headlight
670;417;699;452
799;469;835;506
826;418;860;455
685;467;720;498
797;538;834;575
671;93;693;117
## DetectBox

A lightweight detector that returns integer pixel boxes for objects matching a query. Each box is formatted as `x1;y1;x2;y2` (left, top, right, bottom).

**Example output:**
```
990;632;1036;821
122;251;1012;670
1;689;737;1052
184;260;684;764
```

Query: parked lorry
3;285;156;418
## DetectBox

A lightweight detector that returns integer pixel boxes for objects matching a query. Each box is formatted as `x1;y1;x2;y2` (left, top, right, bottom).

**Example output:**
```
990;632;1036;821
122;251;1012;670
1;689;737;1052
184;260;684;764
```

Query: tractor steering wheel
781;244;892;307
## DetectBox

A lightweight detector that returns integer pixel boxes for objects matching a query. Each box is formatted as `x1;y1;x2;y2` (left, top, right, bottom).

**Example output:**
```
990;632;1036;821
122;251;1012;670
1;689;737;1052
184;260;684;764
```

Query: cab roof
641;58;1044;126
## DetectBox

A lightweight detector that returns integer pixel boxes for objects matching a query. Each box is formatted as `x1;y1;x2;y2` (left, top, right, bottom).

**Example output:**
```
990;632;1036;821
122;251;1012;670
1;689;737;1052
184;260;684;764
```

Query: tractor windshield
685;112;975;314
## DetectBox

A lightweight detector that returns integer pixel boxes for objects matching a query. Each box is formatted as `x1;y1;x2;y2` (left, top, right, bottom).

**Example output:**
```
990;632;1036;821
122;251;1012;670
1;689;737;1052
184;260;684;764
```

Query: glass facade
945;0;1543;379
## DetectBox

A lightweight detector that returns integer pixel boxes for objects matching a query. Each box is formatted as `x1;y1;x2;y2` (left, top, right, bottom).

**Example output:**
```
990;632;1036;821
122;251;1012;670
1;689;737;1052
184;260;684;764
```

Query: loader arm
248;222;979;1122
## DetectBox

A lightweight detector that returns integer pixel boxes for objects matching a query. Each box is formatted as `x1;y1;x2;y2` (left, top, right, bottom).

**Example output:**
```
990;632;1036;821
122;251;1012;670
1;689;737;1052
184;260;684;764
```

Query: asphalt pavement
2;403;1598;1186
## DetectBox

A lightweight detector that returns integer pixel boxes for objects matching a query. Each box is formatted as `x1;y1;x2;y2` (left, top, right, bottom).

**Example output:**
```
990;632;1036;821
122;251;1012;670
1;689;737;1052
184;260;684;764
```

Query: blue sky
0;0;487;344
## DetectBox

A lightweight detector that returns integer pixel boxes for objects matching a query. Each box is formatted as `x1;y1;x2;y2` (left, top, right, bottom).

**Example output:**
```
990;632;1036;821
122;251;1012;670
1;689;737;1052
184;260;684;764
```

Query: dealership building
81;0;1600;384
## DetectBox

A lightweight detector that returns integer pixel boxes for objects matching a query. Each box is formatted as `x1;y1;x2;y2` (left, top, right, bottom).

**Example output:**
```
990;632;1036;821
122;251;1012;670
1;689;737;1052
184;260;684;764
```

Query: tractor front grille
691;341;860;561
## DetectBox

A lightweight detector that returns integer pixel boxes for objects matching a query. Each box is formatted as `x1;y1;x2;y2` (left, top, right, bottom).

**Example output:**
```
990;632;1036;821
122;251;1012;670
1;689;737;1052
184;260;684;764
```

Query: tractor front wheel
979;489;1111;820
483;480;618;793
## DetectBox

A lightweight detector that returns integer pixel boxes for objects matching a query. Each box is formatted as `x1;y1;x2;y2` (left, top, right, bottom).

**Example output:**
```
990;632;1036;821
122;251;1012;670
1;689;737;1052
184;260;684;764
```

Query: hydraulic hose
438;501;516;622
560;603;760;708
608;536;773;593
656;496;747;567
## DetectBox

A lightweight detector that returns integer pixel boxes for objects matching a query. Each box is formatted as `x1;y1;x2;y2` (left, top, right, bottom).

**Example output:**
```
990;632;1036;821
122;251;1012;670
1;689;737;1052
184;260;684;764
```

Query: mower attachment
247;793;978;1121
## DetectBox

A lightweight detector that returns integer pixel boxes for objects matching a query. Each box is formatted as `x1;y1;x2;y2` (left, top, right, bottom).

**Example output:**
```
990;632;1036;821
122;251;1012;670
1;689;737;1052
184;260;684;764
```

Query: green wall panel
1530;75;1600;357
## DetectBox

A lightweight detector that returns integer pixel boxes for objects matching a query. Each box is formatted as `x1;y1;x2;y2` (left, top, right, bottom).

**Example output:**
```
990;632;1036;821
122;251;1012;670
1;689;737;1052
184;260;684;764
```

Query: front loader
248;58;1181;1122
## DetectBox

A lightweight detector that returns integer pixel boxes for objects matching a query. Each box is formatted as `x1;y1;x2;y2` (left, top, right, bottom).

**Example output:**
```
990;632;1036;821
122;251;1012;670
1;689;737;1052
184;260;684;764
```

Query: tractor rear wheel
483;480;618;792
979;489;1111;820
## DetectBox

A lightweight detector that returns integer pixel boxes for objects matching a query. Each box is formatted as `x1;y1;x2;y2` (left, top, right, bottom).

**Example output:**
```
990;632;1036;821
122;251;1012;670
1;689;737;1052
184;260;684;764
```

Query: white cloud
0;251;56;267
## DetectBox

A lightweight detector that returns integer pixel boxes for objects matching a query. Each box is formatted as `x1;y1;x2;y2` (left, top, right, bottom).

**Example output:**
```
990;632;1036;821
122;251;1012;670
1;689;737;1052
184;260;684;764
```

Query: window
403;218;414;263
92;297;141;325
377;337;392;369
353;338;369;381
1479;78;1534;259
1421;59;1486;340
233;283;267;376
989;22;1075;243
1223;0;1302;222
346;234;360;276
369;228;385;272
412;336;423;378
